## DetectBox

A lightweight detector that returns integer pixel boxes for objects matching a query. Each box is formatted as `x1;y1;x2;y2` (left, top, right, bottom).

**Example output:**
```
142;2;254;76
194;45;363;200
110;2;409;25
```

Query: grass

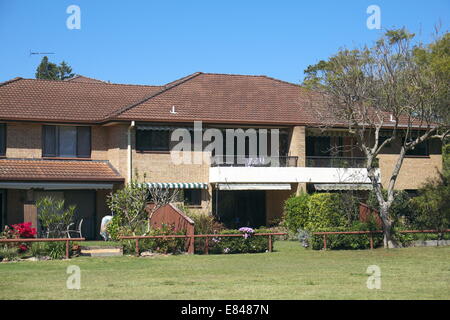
0;241;449;300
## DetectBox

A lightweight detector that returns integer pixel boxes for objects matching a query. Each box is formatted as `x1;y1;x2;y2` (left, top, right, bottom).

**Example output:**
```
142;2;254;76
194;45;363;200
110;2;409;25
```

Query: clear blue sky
0;0;448;85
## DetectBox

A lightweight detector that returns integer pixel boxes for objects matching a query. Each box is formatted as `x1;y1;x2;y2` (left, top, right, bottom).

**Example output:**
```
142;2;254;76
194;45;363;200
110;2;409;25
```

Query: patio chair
66;219;83;239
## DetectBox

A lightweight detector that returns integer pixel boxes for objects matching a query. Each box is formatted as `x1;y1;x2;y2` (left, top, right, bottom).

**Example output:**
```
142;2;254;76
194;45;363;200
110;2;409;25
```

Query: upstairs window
136;129;170;152
0;123;5;156
43;125;91;158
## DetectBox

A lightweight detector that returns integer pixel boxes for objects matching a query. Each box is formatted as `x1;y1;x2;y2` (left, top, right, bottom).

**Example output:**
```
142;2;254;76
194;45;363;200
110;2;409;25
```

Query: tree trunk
379;206;400;248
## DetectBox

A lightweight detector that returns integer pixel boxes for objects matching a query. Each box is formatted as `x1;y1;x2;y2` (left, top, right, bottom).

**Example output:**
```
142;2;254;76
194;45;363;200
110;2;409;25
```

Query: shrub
409;173;450;236
0;245;19;261
29;242;47;258
121;223;186;255
209;228;272;254
36;197;76;238
306;193;347;230
43;242;67;259
310;221;383;250
283;193;310;234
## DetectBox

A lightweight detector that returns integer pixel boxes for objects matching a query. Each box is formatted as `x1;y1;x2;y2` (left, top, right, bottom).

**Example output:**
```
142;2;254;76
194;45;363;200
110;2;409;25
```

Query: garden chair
66;219;83;239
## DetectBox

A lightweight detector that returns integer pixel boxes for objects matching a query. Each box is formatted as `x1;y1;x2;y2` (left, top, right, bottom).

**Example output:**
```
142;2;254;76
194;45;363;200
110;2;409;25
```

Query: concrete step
80;246;123;257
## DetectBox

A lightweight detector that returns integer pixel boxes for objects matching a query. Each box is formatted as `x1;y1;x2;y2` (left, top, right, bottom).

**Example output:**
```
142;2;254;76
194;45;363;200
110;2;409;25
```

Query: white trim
0;182;114;190
217;183;291;191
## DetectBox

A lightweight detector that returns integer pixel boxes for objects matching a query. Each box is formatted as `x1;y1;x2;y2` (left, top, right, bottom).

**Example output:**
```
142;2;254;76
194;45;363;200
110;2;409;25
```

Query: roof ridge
17;77;161;89
0;77;23;87
104;72;203;120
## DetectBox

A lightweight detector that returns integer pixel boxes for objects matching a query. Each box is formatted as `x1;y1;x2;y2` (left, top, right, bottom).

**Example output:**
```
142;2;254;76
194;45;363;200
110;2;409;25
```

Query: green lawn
1;241;449;300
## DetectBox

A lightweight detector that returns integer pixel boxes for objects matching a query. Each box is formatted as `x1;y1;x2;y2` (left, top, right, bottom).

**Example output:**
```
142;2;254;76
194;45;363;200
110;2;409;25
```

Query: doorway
213;190;266;229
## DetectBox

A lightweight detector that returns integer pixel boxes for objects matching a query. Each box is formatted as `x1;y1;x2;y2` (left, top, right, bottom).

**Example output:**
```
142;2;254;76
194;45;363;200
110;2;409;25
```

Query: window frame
42;125;91;158
183;189;202;207
136;129;171;152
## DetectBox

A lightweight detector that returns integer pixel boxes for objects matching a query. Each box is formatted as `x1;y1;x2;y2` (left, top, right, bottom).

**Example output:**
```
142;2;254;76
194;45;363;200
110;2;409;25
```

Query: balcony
306;156;379;168
210;156;298;167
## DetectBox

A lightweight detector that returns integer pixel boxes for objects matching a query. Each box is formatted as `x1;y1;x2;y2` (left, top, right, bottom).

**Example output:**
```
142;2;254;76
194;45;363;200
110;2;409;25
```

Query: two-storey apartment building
0;73;443;238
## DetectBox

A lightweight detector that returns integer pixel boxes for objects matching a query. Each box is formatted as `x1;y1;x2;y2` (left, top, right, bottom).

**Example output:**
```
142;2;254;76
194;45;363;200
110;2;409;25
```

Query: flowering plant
1;222;37;253
238;227;255;239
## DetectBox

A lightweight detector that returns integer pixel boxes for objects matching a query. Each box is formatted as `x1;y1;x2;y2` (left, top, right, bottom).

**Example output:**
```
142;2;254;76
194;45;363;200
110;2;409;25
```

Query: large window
0;124;5;156
136;129;170;152
42;125;91;158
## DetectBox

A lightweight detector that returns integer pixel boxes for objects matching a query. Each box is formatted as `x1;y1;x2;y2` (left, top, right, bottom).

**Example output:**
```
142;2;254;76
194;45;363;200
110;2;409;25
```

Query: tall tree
35;56;60;80
302;29;450;248
35;57;75;80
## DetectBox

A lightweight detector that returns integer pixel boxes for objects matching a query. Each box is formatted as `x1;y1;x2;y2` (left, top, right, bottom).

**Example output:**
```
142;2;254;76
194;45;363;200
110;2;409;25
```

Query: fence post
268;235;273;252
135;238;140;256
65;240;69;259
323;235;327;250
369;233;374;250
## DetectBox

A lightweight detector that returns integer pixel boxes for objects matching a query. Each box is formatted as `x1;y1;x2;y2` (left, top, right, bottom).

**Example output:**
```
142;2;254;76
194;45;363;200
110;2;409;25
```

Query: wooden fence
119;233;287;256
0;238;85;259
313;229;450;249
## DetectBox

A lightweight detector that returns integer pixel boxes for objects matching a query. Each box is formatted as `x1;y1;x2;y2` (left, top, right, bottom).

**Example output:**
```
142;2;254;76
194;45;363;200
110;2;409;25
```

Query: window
184;189;202;206
136;129;170;151
0;123;5;156
43;125;91;158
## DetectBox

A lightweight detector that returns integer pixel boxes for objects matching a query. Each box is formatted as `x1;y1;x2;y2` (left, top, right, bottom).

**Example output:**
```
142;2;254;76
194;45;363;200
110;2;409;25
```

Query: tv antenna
29;50;56;56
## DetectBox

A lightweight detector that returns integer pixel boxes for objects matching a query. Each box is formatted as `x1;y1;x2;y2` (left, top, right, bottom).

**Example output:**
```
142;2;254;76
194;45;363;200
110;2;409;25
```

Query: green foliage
36;197;76;238
310;221;383;250
43;242;66;259
283;193;310;233
121;223;186;255
367;190;413;224
35;56;75;80
306;193;347;230
209;229;272;254
410;173;450;236
106;215;122;241
106;176;150;236
29;242;47;258
0;245;19;261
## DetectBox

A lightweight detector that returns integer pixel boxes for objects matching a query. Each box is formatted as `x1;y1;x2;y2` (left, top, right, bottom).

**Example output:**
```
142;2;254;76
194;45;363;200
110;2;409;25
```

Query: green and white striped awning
146;182;208;189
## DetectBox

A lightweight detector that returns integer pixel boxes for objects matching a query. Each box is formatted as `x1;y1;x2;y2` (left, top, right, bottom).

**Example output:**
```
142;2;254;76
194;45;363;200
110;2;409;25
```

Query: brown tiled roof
115;72;324;125
65;75;107;83
0;159;124;182
0;78;162;123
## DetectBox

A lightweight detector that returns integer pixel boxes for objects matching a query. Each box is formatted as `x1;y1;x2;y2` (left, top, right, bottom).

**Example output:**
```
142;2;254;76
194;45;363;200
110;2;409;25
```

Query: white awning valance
217;183;291;191
313;183;373;191
146;182;208;189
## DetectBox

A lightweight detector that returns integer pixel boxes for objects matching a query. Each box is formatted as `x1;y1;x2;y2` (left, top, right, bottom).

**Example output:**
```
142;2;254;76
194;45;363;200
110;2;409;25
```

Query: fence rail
119;233;287;255
0;238;85;259
312;229;450;250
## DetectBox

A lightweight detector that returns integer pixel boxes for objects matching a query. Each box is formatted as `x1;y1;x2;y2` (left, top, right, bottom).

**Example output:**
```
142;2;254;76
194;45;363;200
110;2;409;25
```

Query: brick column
23;190;38;229
289;126;307;194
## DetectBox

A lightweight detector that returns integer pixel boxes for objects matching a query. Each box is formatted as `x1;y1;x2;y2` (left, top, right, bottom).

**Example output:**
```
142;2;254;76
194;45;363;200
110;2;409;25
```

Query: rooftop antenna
29;50;55;56
30;50;56;79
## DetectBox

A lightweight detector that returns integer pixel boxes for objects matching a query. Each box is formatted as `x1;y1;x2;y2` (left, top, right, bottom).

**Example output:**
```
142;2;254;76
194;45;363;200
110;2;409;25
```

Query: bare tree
303;29;449;248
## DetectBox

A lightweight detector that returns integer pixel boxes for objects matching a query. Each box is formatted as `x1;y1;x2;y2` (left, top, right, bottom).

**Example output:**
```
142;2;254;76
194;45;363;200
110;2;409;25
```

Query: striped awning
314;183;373;191
146;182;208;189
